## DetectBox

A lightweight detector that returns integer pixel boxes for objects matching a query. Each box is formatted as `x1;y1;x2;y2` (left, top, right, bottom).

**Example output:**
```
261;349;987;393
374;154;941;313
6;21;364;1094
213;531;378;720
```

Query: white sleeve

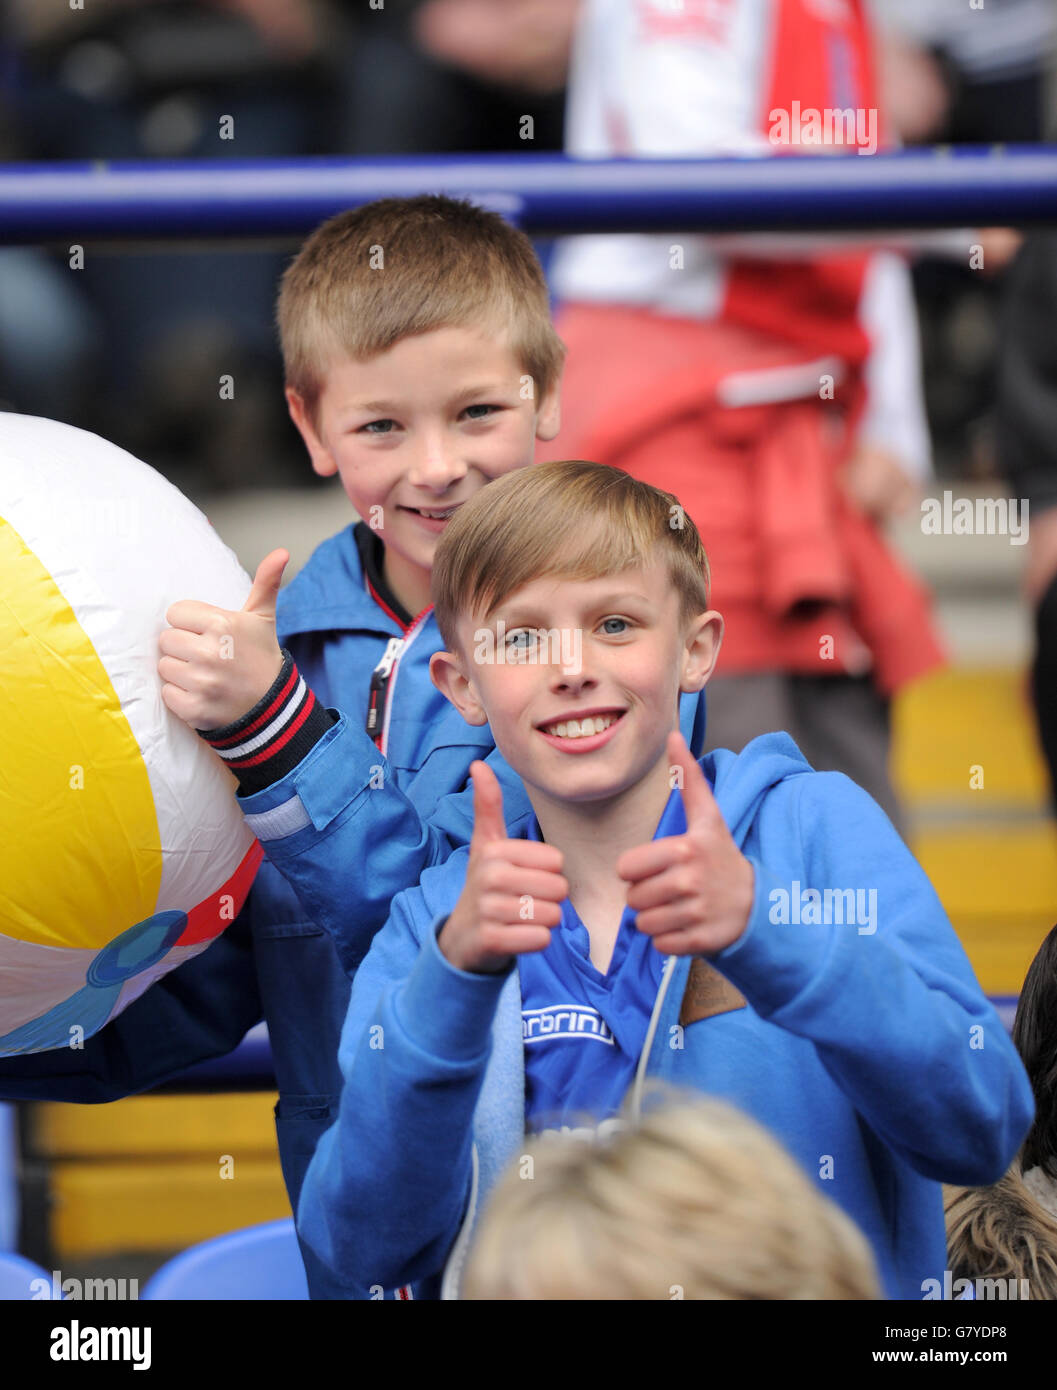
855;252;933;481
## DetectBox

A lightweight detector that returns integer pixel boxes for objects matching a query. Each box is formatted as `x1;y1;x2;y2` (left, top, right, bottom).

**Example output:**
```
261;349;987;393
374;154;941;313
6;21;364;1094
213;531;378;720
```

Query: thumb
667;729;720;835
469;761;508;845
243;549;290;620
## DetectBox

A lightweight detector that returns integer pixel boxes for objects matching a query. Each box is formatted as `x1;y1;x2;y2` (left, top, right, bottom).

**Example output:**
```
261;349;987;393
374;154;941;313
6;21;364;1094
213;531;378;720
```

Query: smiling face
432;559;722;824
286;324;561;616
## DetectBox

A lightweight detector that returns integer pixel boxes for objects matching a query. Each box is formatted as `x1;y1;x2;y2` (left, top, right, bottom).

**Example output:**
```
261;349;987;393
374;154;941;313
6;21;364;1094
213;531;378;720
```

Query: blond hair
277;195;564;426
944;1167;1057;1299
461;1093;880;1300
432;460;711;652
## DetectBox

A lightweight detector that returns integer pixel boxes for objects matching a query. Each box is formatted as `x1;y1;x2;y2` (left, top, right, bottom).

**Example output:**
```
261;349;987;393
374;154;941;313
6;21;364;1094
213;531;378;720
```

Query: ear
286;388;336;479
680;610;724;693
534;376;562;444
430;650;489;727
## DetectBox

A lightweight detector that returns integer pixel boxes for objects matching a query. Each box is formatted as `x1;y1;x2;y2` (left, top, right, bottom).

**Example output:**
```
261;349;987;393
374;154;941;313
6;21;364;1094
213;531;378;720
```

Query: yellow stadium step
31;1092;280;1159
894;667;1048;809
25;1092;289;1259
48;1157;289;1258
893;666;1056;996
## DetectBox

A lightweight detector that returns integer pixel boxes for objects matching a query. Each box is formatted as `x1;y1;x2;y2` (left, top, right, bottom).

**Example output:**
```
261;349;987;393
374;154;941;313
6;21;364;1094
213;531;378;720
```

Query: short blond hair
432;460;711;652
461;1093;881;1300
944;1167;1057;1299
277;195;564;427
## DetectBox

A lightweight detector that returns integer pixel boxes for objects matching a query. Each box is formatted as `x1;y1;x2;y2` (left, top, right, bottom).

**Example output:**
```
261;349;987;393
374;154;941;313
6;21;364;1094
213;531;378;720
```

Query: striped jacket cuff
196;648;337;797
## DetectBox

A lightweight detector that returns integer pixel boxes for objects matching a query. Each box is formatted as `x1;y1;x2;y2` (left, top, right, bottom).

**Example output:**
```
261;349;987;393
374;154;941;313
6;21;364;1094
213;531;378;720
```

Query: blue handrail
1;147;1055;243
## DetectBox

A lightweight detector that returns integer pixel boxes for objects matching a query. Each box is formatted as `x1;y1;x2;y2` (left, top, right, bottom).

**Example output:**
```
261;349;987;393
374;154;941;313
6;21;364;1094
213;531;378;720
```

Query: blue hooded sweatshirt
297;734;1035;1301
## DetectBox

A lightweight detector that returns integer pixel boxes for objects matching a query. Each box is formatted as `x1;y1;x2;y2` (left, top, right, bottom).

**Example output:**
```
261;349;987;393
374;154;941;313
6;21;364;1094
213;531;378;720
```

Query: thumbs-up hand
439;761;569;975
158;549;289;731
618;731;754;957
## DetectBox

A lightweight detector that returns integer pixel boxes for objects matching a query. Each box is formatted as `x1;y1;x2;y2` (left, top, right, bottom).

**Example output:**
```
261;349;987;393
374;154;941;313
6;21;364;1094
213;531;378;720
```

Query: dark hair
1013;923;1057;1179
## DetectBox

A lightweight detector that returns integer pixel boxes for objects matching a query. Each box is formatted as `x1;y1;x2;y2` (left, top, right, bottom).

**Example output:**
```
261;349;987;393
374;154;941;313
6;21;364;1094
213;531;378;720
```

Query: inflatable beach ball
0;413;262;1055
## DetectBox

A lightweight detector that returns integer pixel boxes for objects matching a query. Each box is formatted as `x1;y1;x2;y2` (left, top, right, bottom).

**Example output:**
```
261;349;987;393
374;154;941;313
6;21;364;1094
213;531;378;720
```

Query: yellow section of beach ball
0;516;161;948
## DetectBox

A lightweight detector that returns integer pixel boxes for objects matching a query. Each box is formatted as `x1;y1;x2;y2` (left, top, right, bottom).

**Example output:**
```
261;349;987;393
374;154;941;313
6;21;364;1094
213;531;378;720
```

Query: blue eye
505;628;537;650
464;404;496;420
600;617;628;634
362;419;396;434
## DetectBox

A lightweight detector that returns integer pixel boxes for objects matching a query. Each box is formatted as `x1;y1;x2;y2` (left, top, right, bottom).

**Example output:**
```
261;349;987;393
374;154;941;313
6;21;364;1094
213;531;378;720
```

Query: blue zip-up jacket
0;520;707;1297
297;734;1035;1301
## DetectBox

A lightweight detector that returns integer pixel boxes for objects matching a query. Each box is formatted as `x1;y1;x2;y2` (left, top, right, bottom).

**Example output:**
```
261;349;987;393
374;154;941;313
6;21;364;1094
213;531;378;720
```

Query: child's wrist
438;916;510;976
395;921;512;1062
196;648;336;796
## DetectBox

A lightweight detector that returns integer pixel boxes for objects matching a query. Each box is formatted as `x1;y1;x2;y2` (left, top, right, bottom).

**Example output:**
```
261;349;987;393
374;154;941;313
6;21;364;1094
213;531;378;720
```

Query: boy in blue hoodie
297;459;1035;1300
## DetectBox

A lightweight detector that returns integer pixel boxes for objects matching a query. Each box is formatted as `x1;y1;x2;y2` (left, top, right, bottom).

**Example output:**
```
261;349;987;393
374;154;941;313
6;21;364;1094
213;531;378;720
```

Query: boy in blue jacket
297;460;1034;1300
0;196;708;1296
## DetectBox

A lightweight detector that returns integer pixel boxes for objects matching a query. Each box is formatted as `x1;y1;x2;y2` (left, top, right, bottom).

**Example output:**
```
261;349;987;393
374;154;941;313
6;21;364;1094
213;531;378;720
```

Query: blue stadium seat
0;1250;54;1300
141;1219;308;1300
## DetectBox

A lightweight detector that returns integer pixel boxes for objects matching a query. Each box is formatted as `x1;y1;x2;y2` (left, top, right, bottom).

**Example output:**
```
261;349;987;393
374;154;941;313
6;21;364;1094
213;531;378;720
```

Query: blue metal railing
1;146;1056;243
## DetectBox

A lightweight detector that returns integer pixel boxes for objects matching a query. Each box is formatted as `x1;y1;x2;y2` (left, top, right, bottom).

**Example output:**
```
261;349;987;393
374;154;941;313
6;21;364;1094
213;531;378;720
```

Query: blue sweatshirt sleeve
0;902;261;1099
713;772;1034;1187
297;890;509;1293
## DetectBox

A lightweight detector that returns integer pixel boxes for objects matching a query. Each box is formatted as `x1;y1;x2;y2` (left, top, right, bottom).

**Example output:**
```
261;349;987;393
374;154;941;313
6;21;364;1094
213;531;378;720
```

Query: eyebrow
449;382;510;406
340;383;510;419
495;591;653;622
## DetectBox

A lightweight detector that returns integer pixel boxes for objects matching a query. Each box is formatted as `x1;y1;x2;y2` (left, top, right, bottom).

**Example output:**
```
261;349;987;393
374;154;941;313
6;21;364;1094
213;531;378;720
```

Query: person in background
6;0;338;491
1013;923;1057;1221
871;0;1056;146
944;1169;1057;1300
999;231;1057;808
944;923;1057;1298
873;0;1051;487
541;0;945;834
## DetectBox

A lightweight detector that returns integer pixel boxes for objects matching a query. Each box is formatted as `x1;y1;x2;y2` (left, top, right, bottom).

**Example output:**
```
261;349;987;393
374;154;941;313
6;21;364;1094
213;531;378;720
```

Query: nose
407;433;468;494
547;627;591;688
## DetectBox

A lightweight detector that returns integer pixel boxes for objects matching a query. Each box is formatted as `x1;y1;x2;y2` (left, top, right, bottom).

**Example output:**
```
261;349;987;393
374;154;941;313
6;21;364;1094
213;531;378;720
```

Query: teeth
545;714;618;739
417;507;456;519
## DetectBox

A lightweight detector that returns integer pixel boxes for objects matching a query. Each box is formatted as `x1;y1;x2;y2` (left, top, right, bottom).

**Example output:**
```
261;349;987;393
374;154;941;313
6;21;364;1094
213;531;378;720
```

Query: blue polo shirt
518;789;689;1134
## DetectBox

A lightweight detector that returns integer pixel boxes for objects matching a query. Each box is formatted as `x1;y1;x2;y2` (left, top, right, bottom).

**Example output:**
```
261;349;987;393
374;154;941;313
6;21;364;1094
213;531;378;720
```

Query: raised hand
158;549;289;731
439;761;569;974
617;731;754;957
